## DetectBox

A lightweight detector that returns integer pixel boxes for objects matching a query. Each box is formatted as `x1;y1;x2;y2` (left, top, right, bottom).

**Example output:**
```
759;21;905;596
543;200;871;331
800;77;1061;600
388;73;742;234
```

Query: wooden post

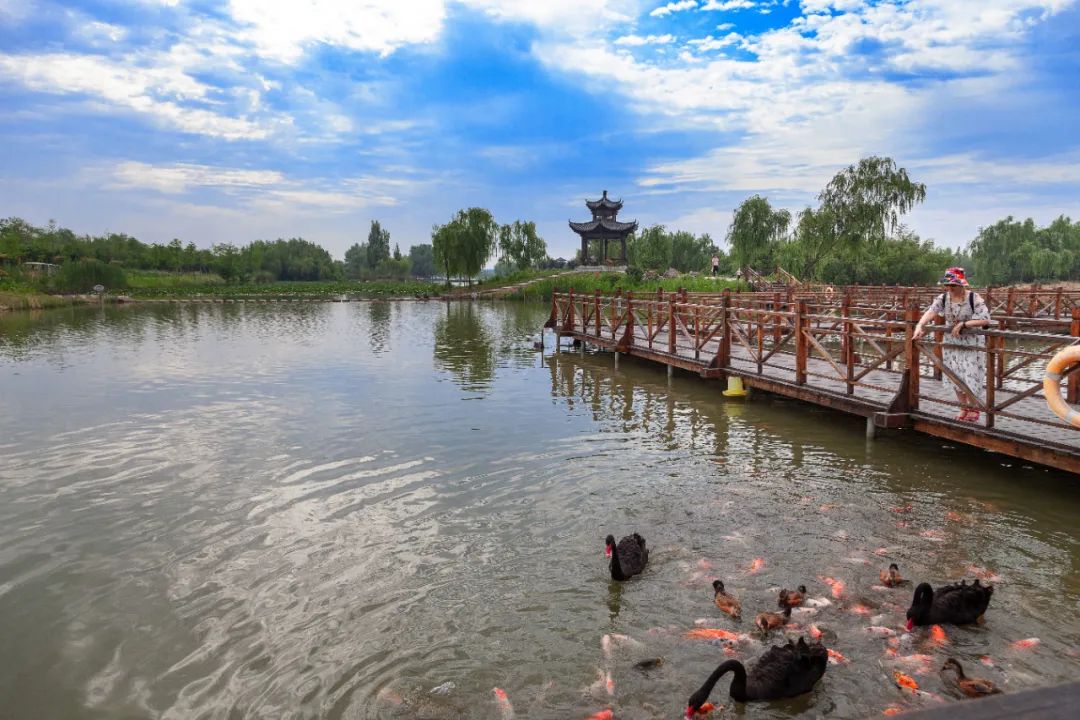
625;292;635;350
932;327;944;381
694;304;701;360
720;289;732;372
996;319;1006;390
594;290;601;336
1006;287;1015;326
985;332;995;429
840;293;851;368
756;308;764;374
1055;288;1063;320
1070;308;1080;404
844;313;855;396
1028;286;1039;320
905;306;920;411
610;291;618;340
668;299;676;355
795;300;808;385
647;301;654;349
567;288;575;332
773;291;782;347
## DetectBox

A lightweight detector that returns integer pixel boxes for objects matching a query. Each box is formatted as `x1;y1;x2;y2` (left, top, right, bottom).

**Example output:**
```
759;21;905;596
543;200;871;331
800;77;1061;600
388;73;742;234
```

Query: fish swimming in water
493;688;515;719
1011;638;1040;650
894;671;919;691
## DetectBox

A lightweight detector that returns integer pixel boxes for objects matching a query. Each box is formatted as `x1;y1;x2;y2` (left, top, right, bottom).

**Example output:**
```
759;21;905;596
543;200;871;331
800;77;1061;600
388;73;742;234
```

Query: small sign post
93;284;105;306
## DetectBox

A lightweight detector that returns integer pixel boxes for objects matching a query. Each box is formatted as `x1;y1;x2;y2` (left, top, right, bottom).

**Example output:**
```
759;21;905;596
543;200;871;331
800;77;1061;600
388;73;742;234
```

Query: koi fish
686;702;716;717
919;529;947;542
493;687;515;718
602;633;644;657
697;558;713;571
874;547;892;556
376;687;405;706
686;628;742;642
748;557;765;574
844;556;872;565
979;656;995;667
895;521;909;529
891;504;913;514
819;503;838;511
808;623;824;640
945;511;970;524
866;626;897;637
792;606;818;617
605;672;614;696
820;577;846;598
929;625;947;644
894;671;919;691
804;597;833;608
827;648;849;665
586;711;613;720
848;603;872;616
882;705;905;716
1011;638;1040;650
966;565;1001;582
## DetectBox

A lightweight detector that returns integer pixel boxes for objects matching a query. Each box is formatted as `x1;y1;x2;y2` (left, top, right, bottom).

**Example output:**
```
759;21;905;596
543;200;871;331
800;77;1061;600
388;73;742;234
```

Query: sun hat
938;266;969;287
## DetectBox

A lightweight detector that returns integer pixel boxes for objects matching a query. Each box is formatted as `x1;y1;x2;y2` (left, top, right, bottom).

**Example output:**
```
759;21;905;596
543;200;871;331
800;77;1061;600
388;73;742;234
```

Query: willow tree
726;195;791;272
432;208;498;284
497;220;547;271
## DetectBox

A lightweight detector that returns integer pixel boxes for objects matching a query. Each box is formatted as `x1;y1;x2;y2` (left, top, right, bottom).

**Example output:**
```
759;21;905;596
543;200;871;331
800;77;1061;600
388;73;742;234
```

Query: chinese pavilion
569;190;637;265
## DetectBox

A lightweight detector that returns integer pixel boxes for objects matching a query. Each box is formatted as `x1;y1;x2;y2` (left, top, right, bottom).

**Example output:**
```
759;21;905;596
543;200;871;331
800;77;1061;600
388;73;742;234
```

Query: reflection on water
0;302;1078;720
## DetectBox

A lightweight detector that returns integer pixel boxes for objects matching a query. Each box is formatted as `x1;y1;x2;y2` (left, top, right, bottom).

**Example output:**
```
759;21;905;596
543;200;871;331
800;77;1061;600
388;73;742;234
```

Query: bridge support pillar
866;416;877;440
555;333;561;353
614;351;620;369
667;364;674;380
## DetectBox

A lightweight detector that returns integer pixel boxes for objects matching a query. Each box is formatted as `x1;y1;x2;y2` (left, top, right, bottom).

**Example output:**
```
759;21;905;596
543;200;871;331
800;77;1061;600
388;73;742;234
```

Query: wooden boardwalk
546;290;1080;474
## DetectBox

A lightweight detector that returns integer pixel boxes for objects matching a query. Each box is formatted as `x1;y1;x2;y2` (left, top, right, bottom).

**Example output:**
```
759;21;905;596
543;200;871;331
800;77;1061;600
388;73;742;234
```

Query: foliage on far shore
125;279;442;299
503;272;744;301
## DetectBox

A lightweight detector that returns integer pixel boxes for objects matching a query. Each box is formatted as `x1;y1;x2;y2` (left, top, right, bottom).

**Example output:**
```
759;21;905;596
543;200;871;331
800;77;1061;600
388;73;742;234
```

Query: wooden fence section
545;289;1080;474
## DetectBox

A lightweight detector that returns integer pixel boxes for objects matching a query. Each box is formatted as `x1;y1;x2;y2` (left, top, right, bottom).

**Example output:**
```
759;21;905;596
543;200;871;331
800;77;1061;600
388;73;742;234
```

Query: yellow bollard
722;375;748;397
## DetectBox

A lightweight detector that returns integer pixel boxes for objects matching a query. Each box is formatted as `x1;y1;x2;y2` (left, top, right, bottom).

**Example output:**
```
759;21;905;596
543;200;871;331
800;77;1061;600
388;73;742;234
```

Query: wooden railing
547;290;1080;435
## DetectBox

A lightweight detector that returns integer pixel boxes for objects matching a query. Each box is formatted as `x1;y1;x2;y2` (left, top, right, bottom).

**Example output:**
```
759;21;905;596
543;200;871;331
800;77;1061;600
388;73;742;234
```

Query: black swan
605;533;648;581
905;579;993;629
941;658;1002;697
778;585;807;608
685;637;827;715
880;563;902;587
755;606;791;632
712;580;741;619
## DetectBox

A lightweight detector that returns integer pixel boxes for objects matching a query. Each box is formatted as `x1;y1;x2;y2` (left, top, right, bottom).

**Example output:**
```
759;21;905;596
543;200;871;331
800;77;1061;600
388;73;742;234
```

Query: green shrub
626;266;644;282
50;259;128;293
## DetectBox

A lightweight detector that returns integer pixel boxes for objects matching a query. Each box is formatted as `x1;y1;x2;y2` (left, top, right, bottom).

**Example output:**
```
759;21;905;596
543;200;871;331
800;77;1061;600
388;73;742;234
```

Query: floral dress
927;291;992;400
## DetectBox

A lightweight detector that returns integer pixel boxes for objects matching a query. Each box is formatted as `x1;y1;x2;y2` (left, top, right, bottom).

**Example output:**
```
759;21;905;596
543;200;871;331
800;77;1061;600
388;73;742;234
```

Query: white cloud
687;32;744;51
464;0;632;35
0;52;268;140
651;1;699;18
701;0;757;11
716;22;735;30
226;0;446;62
108;161;406;211
615;33;677;46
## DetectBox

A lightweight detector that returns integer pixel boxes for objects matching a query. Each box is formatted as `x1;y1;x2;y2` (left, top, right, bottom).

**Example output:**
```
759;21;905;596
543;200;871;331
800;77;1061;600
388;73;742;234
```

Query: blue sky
1;0;1078;262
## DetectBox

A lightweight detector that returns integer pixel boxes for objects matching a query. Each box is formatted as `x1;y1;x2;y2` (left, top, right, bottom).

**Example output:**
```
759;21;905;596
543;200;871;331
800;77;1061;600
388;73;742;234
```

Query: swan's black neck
690;660;748;707
910;583;933;623
609;545;626;581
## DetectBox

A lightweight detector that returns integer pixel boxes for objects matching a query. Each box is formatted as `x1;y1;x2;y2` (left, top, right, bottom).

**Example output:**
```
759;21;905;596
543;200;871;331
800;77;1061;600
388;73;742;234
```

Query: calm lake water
1;301;1079;720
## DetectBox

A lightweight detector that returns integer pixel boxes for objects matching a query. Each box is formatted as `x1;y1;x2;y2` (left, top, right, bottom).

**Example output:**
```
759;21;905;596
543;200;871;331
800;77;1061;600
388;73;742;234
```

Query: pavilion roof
585;189;623;211
569;218;638;235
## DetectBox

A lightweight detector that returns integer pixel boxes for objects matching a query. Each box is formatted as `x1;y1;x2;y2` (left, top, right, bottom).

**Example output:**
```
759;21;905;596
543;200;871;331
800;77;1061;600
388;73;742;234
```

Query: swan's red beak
685;706;695;719
605;546;612;558
905;618;914;631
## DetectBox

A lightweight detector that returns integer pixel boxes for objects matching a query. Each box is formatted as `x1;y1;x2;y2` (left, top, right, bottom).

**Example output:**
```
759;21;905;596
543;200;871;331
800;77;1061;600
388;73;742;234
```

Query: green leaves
726;195;791;271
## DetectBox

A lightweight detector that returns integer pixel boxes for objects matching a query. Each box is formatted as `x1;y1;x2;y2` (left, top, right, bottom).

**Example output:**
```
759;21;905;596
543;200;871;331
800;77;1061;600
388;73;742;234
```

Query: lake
1;301;1078;719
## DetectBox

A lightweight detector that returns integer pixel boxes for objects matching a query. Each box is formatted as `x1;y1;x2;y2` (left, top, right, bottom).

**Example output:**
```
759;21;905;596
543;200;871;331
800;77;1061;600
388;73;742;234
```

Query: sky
1;0;1078;262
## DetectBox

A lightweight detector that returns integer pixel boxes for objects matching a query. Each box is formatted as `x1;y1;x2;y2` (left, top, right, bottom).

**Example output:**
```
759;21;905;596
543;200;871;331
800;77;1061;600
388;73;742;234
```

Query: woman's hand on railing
951;322;966;338
913;325;925;341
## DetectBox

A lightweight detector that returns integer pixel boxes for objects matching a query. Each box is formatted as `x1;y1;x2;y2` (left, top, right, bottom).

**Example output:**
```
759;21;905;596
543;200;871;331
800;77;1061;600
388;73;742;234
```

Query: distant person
913;267;991;422
711;255;720;276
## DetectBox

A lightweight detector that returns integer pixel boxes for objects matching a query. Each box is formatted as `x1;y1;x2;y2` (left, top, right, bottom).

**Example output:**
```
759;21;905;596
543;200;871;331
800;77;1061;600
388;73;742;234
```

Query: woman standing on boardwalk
913;267;992;422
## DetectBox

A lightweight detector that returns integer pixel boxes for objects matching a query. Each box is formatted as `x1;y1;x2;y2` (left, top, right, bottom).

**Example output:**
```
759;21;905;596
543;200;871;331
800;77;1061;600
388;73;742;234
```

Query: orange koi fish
919;529;946;542
882;704;905;716
808;623;824;640
685;628;741;642
979;656;995;667
827;648;849;665
891;504;913;514
586;711;613;720
1011;638;1040;650
819;576;846;598
685;702;716;717
966;565;1001;582
493;687;515;718
748;557;765;574
893;671;919;691
929;625;947;644
848;603;872;616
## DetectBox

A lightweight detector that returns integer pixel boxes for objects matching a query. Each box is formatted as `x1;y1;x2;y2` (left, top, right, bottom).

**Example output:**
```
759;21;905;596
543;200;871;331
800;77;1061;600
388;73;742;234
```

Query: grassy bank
126;278;442;299
502;273;745;301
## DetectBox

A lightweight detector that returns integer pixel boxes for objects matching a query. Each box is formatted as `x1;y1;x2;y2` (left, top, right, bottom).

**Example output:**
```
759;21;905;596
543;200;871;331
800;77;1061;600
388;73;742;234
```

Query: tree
409;243;435;278
393;243;402;261
433;208;497;283
344;242;368;279
671;231;719;273
366;220;390;269
726;195;790;271
497;220;547;271
819;156;926;246
628;225;673;270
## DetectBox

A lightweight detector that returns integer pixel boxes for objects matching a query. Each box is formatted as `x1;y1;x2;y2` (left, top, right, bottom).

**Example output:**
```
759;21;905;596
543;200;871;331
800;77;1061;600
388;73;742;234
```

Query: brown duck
755;606;791;633
880;563;902;587
713;580;741;619
941;658;1002;698
778;585;807;608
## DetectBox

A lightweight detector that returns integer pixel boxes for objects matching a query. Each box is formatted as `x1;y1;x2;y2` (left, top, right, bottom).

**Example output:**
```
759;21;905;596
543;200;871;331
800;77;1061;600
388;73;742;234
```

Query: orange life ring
1043;346;1080;427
